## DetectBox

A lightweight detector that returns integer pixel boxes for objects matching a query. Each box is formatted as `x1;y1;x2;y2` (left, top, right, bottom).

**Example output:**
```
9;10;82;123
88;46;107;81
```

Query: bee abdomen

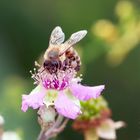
64;49;81;72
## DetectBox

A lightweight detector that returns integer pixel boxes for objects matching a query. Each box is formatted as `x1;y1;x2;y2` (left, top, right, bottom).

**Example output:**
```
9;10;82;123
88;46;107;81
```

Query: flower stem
37;130;46;140
37;115;69;140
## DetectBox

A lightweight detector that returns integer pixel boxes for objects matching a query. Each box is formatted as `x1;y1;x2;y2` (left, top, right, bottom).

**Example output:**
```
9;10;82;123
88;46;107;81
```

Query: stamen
30;65;78;90
35;61;41;67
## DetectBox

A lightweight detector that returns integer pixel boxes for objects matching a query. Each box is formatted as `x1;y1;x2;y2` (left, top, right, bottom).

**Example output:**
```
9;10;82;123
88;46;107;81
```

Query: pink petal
21;85;46;112
114;121;125;129
54;91;81;119
69;83;105;101
97;119;125;139
97;119;116;139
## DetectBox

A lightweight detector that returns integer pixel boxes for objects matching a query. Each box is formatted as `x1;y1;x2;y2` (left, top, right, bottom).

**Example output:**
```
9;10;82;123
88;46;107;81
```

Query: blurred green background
0;0;140;140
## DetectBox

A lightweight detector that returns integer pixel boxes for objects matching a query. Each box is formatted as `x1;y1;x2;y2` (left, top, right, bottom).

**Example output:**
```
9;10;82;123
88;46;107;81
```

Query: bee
43;26;87;74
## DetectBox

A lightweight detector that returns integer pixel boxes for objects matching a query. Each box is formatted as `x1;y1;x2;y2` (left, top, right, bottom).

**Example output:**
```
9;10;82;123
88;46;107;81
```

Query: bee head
43;59;61;73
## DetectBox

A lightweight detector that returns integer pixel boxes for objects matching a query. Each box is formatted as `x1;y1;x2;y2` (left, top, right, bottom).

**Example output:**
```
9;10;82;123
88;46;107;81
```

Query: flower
72;97;125;139
0;115;4;126
96;119;125;140
2;132;21;140
22;82;104;119
21;26;105;119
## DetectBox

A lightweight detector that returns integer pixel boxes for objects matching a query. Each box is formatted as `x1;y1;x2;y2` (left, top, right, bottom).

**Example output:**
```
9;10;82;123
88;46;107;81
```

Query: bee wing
49;26;65;45
59;30;87;56
65;30;87;46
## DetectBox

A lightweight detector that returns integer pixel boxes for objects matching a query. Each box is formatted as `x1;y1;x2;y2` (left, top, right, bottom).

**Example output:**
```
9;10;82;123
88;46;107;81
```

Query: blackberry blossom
21;26;105;120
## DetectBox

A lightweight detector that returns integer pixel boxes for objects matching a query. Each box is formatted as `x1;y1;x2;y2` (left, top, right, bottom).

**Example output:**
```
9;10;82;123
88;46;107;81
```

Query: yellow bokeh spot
93;20;118;43
115;1;134;19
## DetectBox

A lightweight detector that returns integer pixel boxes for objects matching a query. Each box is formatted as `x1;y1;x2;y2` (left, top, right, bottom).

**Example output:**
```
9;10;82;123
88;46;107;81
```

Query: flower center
30;67;77;90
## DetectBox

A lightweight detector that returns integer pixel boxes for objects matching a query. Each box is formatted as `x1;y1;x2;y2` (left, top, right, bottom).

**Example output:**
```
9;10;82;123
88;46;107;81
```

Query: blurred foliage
0;0;140;140
1;76;40;140
93;1;140;66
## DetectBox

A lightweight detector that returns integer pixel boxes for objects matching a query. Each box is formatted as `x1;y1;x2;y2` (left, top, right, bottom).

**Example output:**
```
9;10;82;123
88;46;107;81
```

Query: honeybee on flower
21;26;105;120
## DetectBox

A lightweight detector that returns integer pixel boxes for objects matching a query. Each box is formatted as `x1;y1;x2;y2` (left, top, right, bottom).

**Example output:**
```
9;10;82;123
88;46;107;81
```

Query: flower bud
38;106;56;130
